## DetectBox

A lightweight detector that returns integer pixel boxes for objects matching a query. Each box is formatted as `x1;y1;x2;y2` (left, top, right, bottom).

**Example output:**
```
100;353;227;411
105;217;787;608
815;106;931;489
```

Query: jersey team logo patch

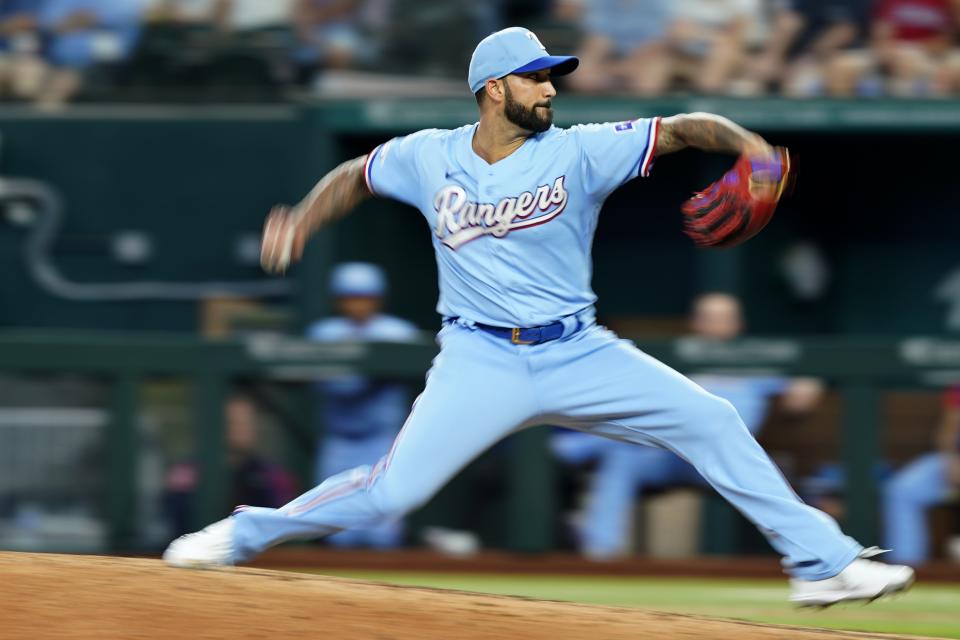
434;176;568;250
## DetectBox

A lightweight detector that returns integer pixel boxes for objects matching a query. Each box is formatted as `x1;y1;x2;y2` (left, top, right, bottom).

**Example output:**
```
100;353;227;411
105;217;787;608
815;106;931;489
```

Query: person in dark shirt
751;0;869;95
164;395;297;539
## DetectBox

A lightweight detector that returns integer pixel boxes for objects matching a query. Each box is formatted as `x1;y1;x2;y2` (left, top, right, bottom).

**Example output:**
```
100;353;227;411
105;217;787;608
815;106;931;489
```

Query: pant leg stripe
382;393;423;473
286;476;365;517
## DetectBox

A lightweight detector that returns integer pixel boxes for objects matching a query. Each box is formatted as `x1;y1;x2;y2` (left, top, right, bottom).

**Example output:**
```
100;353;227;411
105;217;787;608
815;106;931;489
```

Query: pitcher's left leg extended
535;326;861;581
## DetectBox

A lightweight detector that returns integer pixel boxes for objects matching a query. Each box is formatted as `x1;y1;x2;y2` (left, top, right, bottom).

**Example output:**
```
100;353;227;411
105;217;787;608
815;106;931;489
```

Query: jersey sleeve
363;130;435;208
571;117;660;200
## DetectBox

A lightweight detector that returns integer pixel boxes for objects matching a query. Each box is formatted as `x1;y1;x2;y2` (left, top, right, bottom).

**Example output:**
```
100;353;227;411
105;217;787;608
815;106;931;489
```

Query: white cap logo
526;31;546;51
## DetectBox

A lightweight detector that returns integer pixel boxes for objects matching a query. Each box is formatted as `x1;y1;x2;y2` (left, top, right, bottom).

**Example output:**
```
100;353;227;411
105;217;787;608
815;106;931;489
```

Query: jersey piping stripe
363;144;383;196
640;117;660;178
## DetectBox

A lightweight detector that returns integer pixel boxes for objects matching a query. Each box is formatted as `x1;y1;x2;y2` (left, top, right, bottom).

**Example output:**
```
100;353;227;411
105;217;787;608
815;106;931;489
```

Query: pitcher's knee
372;485;431;518
682;394;744;437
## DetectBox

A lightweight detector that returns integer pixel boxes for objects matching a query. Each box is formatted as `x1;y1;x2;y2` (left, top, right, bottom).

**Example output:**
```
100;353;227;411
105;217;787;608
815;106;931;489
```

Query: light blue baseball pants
232;320;861;579
883;452;952;565
315;433;403;549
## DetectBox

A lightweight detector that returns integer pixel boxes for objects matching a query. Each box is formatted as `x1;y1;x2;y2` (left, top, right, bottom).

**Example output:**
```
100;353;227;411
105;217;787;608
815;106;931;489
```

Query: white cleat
163;517;236;569
789;547;915;608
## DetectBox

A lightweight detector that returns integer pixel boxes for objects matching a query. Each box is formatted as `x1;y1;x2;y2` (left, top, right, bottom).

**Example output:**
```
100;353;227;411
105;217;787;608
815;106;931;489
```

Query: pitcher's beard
503;83;552;133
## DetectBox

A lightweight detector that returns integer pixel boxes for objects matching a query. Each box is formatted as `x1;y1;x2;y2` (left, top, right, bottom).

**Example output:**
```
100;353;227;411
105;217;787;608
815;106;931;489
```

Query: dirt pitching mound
1;552;926;639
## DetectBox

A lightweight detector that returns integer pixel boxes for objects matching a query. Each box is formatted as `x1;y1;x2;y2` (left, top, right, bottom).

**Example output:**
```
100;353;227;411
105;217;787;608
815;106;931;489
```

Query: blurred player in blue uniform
883;386;960;565
306;262;419;548
553;293;823;558
167;26;914;606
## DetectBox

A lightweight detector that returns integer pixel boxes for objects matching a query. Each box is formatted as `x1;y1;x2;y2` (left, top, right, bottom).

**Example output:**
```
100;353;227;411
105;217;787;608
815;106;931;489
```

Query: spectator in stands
164;394;297;539
204;0;296;91
553;293;823;559
291;0;373;83
215;0;296;35
563;0;672;96
799;461;893;523
306;262;420;549
37;0;145;105
875;0;958;95
144;0;224;25
831;0;958;96
135;0;223;93
883;386;960;565
662;0;759;94
748;0;868;96
0;0;48;101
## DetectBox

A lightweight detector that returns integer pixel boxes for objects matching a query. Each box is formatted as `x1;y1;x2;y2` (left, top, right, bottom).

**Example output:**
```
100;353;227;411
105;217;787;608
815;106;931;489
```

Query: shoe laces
858;546;890;560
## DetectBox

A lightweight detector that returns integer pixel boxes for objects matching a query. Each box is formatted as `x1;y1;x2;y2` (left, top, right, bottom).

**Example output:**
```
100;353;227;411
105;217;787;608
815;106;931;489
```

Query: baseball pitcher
165;27;913;607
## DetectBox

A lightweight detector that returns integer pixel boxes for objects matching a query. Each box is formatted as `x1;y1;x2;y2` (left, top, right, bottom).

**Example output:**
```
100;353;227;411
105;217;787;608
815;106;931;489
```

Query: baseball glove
681;148;794;248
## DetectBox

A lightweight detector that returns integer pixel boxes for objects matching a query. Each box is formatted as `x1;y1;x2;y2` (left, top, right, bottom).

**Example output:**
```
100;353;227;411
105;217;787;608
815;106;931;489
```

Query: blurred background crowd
5;0;960;106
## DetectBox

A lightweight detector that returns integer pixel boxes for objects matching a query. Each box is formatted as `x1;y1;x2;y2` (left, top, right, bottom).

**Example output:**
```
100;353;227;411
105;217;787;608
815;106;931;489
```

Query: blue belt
475;320;565;345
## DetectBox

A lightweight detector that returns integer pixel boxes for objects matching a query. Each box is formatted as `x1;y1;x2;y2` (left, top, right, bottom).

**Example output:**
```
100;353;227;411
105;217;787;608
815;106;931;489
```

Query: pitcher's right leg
164;326;538;567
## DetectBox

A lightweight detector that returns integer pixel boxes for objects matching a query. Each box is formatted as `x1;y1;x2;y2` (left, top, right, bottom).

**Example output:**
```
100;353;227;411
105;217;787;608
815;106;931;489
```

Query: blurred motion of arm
294;155;371;236
260;156;371;273
655;112;773;157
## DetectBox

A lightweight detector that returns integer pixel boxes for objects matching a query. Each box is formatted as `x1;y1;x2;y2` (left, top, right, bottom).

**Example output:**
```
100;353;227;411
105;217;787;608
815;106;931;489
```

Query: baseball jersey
307;314;419;438
364;119;659;328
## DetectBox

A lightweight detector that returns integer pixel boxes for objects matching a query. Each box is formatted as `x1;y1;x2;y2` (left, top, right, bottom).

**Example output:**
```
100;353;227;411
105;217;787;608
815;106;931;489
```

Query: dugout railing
1;330;959;552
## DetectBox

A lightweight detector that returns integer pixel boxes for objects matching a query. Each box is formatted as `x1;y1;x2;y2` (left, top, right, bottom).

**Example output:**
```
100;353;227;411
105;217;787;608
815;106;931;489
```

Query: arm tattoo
294;155;371;233
655;113;756;157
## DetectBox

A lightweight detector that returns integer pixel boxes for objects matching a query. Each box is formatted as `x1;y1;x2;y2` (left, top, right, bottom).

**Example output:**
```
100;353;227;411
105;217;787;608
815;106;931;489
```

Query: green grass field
301;571;960;639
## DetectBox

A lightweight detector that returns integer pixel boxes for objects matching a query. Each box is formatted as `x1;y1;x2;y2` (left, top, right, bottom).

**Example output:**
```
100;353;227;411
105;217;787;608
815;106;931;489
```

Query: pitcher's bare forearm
260;155;371;274
292;155;371;235
656;113;766;157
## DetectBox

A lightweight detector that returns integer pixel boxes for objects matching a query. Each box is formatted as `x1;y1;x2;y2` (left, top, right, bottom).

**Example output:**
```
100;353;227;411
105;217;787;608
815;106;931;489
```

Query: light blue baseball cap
468;27;579;94
330;262;386;297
